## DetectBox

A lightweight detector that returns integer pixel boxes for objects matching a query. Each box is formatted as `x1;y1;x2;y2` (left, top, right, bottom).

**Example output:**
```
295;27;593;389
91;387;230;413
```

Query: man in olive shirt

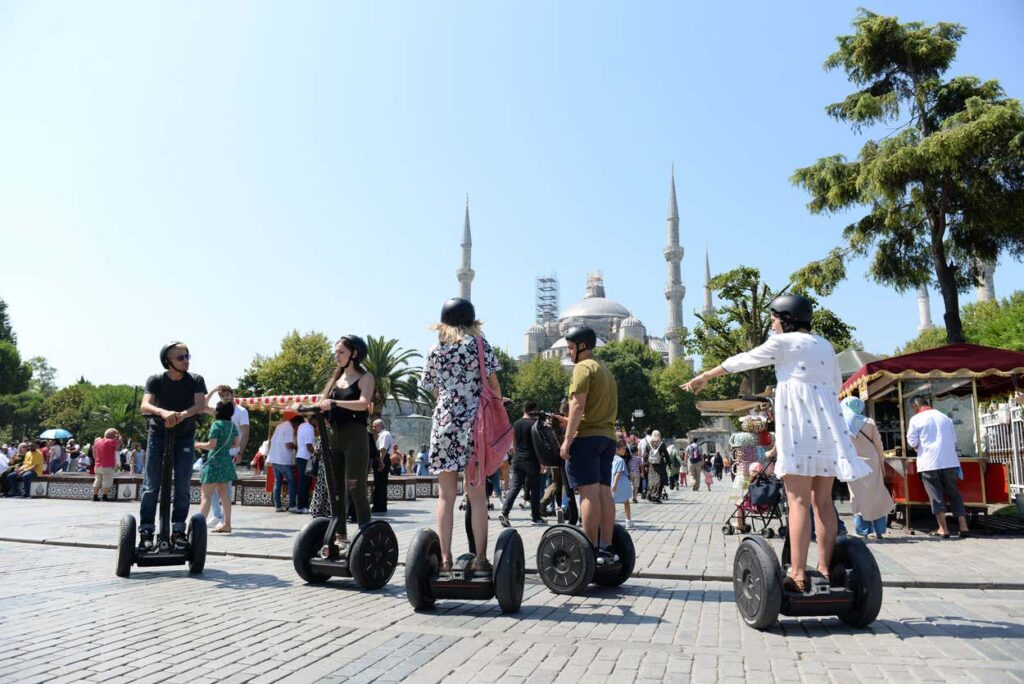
559;326;619;565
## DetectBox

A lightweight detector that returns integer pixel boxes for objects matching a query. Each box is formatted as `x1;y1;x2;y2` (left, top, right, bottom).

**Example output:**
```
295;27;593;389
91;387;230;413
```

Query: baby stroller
722;469;787;538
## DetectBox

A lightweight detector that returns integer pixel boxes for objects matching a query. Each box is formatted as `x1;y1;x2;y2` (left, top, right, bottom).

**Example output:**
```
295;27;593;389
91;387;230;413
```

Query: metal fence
980;403;1024;496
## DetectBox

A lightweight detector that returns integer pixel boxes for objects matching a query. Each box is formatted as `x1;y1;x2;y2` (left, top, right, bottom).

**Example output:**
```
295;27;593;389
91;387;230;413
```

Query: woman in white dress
683;295;869;592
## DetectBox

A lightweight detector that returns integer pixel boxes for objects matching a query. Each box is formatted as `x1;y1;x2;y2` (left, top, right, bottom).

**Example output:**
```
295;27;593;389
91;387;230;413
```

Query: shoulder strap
475;336;487;386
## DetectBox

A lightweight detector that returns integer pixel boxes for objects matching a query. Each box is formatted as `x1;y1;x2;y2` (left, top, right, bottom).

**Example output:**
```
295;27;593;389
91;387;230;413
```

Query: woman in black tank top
308;335;375;545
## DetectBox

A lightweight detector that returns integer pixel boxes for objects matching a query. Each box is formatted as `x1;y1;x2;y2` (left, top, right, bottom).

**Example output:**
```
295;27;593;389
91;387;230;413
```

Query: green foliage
40;384;91;437
649;360;702;439
512;356;570;416
27;356;58;395
792;9;1024;345
898;290;1024;353
687;267;857;397
0;391;45;443
236;330;334;396
595;339;663;430
0;341;31;395
364;335;432;415
0;298;14;345
81;384;146;445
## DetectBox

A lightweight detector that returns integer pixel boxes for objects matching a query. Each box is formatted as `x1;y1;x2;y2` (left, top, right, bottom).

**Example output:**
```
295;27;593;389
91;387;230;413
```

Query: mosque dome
621;315;643;328
560;297;631;320
525;323;545;334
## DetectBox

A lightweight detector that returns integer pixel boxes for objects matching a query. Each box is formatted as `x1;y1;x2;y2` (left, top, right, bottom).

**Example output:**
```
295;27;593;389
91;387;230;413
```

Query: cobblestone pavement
3;482;1023;587
2;540;1023;683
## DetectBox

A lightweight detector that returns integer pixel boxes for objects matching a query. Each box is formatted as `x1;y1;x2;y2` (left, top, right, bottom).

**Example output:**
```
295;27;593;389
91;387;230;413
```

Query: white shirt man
229;403;250;461
375;427;394;455
268;421;297;467
906;405;960;472
296;421;315;463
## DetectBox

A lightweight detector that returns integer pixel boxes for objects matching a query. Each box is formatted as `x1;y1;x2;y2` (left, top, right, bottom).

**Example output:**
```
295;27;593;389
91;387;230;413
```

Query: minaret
976;258;996;303
456;196;474;300
701;244;714;318
917;285;934;332
663;164;685;362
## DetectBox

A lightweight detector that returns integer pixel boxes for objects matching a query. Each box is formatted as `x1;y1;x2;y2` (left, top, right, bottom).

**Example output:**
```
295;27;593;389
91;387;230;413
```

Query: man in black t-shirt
499;400;546;527
138;341;207;549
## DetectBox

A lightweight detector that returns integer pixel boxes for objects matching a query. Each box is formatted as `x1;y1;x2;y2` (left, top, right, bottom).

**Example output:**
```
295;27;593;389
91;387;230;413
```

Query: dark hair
910;395;932;409
215;384;234;394
558;399;570;415
214;401;235;421
321;337;369;399
289;415;306;427
645;428;652;436
778;316;811;333
523;400;538;414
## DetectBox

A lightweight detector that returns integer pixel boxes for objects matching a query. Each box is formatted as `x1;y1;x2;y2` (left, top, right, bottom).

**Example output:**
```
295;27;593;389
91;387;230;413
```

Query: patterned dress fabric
421;335;501;474
722;332;870;481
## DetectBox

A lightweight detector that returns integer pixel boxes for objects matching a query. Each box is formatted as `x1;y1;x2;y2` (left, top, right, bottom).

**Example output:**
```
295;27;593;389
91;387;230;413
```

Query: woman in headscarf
841;396;894;540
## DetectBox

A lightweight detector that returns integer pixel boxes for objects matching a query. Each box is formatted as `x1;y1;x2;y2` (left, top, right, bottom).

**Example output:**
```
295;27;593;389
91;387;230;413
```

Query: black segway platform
115;427;206;577
536;522;636;595
292;407;398;589
405;501;525;612
733;534;883;630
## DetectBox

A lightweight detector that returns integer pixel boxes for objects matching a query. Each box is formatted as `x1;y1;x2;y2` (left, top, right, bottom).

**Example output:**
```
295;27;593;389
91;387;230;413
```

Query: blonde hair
104;428;119;439
430;321;484;345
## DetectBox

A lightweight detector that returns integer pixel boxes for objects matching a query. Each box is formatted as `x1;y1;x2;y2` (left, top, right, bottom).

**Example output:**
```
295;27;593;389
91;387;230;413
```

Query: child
611;438;634;529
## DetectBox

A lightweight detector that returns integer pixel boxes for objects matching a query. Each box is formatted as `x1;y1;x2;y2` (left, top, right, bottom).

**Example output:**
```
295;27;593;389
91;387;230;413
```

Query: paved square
2;484;1023;682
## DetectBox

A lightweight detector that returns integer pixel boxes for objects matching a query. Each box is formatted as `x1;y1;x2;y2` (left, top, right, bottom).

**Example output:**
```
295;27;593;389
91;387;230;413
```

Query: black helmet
159;341;187;369
339;334;368;364
564;326;597;353
769;294;814;327
441;298;476;327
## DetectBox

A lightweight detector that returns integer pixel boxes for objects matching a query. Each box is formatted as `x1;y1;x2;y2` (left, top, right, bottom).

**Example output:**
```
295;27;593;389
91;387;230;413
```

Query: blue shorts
566;436;615;488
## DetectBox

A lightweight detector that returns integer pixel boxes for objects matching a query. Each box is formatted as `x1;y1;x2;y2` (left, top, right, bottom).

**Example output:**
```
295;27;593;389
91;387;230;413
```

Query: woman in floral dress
195;401;239;533
684;294;869;592
421;298;503;573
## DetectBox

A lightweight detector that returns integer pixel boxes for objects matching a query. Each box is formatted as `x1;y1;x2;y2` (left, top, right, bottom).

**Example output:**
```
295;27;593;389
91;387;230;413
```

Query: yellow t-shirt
22;449;45;476
568;358;618;439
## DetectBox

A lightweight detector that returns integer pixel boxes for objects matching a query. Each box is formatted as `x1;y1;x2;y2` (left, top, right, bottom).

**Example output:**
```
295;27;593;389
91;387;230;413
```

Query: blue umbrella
39;428;73;440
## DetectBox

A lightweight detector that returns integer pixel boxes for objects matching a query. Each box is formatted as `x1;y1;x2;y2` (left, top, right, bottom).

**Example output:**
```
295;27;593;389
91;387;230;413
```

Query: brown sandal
439;559;453;574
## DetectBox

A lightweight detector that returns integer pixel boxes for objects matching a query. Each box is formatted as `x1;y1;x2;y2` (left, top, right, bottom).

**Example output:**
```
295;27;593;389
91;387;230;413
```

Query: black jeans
503;458;541;520
371;457;389;513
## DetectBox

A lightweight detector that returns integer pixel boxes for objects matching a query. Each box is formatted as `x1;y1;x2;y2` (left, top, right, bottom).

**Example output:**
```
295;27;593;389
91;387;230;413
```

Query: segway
732;519;883;630
405;497;525;613
115;427;206;577
292;407;398;589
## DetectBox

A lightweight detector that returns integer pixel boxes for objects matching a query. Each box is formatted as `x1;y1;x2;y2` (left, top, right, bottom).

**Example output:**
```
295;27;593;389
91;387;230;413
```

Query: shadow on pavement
874;616;1024;639
186;568;293;590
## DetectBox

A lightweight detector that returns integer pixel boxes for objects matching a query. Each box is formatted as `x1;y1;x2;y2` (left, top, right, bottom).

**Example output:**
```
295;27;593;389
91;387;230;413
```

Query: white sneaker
300;508;310;514
626;519;635;529
209;517;223;527
289;506;301;513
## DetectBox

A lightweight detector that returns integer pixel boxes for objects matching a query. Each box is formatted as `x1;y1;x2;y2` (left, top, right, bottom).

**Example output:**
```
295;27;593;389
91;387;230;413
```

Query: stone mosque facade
456;166;710;368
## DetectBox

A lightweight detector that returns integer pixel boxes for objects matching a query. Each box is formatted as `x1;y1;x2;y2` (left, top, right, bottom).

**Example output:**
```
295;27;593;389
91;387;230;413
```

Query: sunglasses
174;353;191;362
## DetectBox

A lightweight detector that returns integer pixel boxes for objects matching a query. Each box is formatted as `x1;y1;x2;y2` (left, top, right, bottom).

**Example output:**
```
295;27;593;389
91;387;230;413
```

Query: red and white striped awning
234;394;321;411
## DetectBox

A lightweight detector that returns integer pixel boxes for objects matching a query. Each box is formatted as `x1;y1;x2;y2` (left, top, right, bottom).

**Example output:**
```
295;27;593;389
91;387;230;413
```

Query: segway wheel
722;524;735;536
350;521;399;590
405;528;441;610
733;536;783;630
493;529;525;613
115;513;137;578
292;517;330;584
834;536;883;628
187;513;207;574
536;526;595;595
594;524;635;587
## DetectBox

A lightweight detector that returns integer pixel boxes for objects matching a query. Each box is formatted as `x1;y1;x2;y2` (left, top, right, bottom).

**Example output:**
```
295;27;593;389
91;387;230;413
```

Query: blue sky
1;1;1021;390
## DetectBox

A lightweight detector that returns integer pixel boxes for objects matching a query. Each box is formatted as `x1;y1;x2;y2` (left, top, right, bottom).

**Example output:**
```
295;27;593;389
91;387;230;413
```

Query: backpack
688;446;702;464
531;420;561;467
468;337;514;486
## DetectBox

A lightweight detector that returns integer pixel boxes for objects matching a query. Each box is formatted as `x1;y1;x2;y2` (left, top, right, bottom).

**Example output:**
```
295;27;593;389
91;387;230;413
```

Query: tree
0;298;14;345
82;384;146;444
364;335;432;416
649;359;702;439
0;391;45;443
595;339;663;431
686;267;857;397
0;341;31;395
41;384;91;437
792;9;1024;344
236;331;334;397
898;290;1024;353
512;356;570;416
27;356;58;395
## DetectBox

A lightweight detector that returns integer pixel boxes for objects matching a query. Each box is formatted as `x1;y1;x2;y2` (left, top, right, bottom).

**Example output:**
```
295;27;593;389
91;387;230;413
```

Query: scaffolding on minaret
535;275;560;323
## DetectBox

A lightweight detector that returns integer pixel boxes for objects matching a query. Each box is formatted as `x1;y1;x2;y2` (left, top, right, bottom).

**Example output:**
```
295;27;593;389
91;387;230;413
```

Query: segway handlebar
295;405;323;415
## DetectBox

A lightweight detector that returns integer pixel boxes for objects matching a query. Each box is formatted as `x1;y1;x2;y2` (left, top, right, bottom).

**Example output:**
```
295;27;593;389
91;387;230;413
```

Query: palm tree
364;336;434;417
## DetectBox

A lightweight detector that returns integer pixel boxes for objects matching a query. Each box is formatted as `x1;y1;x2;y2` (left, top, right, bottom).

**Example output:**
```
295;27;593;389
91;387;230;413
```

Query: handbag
748;476;781;506
468;337;514;487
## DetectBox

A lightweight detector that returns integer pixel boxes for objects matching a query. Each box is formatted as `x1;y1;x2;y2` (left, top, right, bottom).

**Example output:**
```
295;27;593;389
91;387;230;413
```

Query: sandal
783;575;808;594
439;559;453;574
929;531;950;539
212;525;232;534
469;557;493;574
